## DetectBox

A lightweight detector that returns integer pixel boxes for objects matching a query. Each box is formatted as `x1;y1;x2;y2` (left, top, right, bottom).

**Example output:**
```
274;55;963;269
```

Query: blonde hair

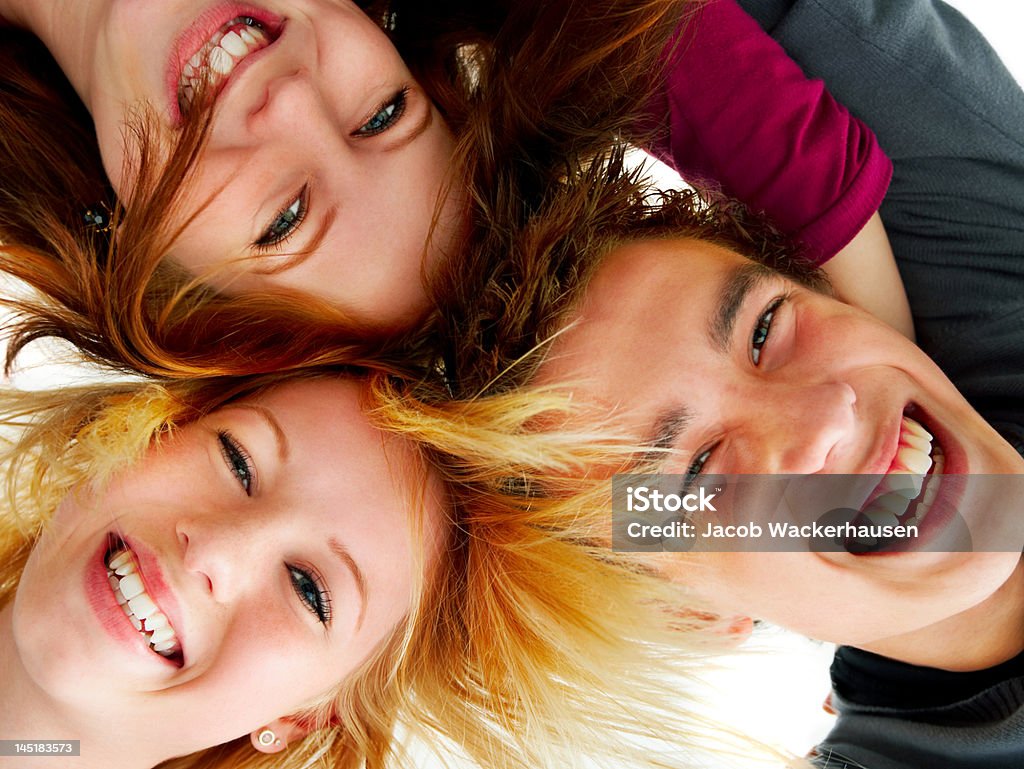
0;371;783;769
366;376;794;768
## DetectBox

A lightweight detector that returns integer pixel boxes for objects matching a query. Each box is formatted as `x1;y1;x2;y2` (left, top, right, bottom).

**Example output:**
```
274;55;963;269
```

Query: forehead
247;378;378;454
584;236;756;313
235;378;445;633
245;377;433;503
543;237;756;394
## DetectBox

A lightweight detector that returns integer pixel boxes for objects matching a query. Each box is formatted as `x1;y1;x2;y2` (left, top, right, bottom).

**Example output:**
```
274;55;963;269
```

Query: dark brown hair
426;145;828;399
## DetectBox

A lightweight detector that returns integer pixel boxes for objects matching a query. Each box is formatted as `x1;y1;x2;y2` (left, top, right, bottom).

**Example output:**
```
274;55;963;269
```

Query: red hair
0;2;692;381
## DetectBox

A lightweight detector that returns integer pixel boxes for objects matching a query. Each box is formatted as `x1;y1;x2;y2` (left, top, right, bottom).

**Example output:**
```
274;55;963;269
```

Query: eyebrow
329;536;368;630
707;262;774;352
641;406;693;467
642;261;772;460
228;404;290;462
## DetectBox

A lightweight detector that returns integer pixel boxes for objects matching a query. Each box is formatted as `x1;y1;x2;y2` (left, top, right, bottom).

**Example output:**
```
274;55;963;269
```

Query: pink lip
870;472;968;554
84;535;186;667
910;403;967;475
165;2;283;125
866;410;905;477
885;405;986;552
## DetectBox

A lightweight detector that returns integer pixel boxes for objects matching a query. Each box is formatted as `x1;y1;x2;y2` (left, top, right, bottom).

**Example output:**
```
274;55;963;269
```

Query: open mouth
858;407;945;534
105;535;184;667
177;15;278;116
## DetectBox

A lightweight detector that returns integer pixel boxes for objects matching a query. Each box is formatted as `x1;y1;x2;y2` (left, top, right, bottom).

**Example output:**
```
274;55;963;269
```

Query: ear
716;614;754;646
671;607;755;644
250;717;312;754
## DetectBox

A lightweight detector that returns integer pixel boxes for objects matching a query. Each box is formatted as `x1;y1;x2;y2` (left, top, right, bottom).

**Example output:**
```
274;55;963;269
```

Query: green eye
218;431;254;496
751;297;785;365
255;186;308;250
288;565;331;625
355;87;408;136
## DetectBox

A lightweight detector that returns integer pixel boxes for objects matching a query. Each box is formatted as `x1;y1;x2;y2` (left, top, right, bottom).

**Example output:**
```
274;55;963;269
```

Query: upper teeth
106;546;182;659
178;18;271;112
863;415;944;525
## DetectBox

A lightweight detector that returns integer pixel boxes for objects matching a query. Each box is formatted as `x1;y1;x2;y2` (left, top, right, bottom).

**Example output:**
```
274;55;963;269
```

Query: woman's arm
643;0;892;267
823;213;914;339
642;0;913;337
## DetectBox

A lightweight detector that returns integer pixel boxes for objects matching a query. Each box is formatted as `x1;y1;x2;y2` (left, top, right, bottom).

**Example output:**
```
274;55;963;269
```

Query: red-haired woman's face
89;0;461;330
11;378;444;764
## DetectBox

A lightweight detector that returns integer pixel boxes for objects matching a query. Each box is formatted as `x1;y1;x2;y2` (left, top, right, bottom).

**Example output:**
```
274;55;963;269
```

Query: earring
257;729;280;747
81;202;113;233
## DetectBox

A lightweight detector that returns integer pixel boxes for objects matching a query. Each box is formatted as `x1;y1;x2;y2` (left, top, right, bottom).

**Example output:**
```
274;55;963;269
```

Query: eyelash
250;88;409;251
288;565;332;625
684;447;713;491
218;430;256;496
353;86;409;137
254;184;309;252
685;295;789;481
751;295;787;366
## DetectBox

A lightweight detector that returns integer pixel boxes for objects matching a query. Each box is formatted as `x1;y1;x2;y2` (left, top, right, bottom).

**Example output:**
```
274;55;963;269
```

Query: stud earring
81;202;114;233
257;729;280;747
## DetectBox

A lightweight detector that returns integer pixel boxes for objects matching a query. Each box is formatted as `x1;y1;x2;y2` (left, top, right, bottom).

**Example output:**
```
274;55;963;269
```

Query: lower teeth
864;444;944;527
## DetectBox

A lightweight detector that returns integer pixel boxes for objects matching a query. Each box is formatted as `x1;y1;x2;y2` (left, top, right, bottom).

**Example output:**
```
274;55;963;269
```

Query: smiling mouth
105;536;184;666
860;409;945;530
177;16;276;116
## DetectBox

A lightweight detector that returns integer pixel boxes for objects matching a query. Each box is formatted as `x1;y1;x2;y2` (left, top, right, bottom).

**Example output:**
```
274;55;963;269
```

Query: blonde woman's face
12;379;443;761
89;0;461;330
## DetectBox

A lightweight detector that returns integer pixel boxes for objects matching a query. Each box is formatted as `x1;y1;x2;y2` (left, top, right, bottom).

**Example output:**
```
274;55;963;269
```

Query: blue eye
255;186;308;251
751;296;786;365
288;565;332;625
355;87;409;136
218;431;255;496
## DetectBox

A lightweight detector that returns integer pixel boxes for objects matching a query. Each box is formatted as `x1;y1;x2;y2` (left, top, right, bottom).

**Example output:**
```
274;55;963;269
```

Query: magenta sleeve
643;0;893;265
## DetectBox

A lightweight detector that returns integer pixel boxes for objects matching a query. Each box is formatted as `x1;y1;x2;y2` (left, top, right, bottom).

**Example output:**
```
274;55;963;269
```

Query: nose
247;70;330;140
175;514;277;602
210;68;345;158
738;380;857;474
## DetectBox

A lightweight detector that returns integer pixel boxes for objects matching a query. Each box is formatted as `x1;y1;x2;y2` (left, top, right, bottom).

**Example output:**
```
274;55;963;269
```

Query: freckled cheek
176;638;326;739
213;609;325;693
166;205;249;278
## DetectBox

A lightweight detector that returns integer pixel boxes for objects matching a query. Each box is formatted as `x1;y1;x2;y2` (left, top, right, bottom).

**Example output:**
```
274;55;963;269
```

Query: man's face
539;237;1024;649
